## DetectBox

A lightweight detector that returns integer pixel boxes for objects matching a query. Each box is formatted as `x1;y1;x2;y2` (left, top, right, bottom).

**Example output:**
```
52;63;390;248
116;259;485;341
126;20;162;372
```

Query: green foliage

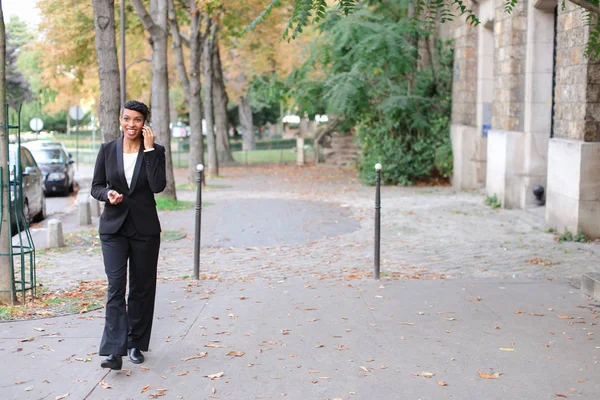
155;197;195;211
292;1;454;185
485;194;501;209
557;228;588;243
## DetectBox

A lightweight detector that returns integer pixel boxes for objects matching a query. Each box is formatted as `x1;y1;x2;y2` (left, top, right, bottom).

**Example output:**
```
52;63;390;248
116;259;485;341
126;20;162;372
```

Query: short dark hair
123;100;150;122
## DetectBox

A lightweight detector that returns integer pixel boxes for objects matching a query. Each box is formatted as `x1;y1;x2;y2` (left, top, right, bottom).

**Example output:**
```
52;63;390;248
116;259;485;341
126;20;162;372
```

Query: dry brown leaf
225;350;245;357
212;388;216;394
178;371;189;376
437;381;448;386
477;371;502;379
556;394;567;398
141;384;150;393
205;343;227;348
360;366;370;373
181;352;208;361
206;372;224;380
514;310;526;315
281;329;290;335
308;370;319;374
315;344;324;348
499;348;515;352
412;372;435;378
558;314;574;319
307;319;320;322
380;365;388;369
100;381;111;389
140;365;151;371
56;394;70;400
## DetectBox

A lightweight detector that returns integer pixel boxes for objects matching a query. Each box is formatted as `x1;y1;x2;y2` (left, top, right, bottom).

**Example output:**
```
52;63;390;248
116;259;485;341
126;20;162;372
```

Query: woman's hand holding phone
142;125;156;150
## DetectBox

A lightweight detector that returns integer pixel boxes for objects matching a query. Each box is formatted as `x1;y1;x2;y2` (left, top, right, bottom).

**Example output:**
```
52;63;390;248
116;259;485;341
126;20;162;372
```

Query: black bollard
194;164;204;280
374;163;382;279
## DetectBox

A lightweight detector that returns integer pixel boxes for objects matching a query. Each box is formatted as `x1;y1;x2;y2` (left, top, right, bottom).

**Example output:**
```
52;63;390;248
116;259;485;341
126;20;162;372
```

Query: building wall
554;2;600;141
493;0;527;132
451;5;478;126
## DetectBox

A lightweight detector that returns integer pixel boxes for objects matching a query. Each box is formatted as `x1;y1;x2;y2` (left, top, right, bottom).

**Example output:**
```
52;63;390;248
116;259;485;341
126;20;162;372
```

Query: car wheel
33;194;47;223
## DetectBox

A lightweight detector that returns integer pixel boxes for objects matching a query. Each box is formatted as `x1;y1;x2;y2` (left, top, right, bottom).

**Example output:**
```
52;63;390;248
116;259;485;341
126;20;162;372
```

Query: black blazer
91;135;166;235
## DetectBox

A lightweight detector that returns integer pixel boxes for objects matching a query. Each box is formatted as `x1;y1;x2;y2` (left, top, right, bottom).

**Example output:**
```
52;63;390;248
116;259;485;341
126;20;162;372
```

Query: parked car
24;140;72;159
26;145;75;195
8;144;47;232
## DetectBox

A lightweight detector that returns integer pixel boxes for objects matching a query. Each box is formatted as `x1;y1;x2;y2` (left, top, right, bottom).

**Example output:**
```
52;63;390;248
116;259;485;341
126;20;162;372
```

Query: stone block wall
451;1;478;127
554;2;600;141
493;0;528;132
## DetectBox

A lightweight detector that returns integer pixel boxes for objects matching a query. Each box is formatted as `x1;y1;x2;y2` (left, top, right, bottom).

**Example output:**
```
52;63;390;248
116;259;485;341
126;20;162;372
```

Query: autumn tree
167;0;205;185
212;36;233;163
131;0;176;199
92;0;121;143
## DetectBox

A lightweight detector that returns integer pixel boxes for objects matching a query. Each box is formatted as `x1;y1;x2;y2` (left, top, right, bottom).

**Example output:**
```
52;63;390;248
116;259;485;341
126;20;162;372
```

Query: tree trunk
212;39;233;163
92;0;121;143
131;0;176;199
238;94;255;151
0;8;13;304
203;18;218;177
167;0;204;186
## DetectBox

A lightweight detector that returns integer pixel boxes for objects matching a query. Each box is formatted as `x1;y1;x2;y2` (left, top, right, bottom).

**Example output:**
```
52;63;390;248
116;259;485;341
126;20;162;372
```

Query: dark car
8;144;47;232
27;146;75;195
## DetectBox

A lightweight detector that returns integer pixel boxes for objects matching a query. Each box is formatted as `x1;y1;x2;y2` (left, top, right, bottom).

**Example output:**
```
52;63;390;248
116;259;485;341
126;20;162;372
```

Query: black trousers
98;216;161;356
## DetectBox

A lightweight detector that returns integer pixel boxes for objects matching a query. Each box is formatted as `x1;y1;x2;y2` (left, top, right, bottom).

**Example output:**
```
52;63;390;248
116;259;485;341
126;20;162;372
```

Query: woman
91;100;166;370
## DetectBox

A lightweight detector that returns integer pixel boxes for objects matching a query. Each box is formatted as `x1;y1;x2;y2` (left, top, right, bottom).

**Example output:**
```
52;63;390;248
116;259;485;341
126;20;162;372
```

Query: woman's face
120;108;145;140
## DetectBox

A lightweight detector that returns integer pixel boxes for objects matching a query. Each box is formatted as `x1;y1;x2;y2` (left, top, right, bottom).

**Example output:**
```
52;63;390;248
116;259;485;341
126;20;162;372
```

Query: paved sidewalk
33;165;600;290
1;164;599;399
1;277;599;399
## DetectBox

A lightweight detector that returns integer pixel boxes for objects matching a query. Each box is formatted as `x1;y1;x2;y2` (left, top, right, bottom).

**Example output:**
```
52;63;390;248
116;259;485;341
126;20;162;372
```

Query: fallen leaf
205;343;227;348
438;381;448;386
558;314;574;319
307;319;319;322
33;327;45;332
226;350;245;357
20;337;34;342
212;387;216;394
206;372;224;380
315;344;324;348
413;372;435;378
308;370;319;374
181;352;208;361
281;329;290;335
514;310;526;315
530;313;545;317
380;365;388;369
360;366;370;373
141;384;150;393
56;394;70;400
140;365;151;371
399;322;415;325
25;386;33;391
499;348;515;352
178;371;189;376
418;312;425;315
477;371;502;379
556;394;567;398
100;381;111;389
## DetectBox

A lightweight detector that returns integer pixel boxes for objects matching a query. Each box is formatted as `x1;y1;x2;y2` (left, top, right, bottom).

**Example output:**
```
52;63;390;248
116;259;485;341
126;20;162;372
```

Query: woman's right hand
107;190;123;205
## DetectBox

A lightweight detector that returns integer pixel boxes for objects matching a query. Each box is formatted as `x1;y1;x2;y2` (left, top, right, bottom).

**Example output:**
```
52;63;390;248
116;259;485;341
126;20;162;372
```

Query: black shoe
128;348;145;364
100;354;122;370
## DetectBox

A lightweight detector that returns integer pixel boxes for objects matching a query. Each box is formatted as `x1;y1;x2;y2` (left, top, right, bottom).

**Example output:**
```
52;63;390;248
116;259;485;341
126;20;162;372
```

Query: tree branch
167;0;191;98
569;0;600;14
130;0;161;38
126;57;152;71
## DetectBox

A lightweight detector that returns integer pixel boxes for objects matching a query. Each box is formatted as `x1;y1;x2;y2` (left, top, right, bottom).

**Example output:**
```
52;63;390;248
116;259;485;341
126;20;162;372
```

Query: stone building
451;0;600;237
